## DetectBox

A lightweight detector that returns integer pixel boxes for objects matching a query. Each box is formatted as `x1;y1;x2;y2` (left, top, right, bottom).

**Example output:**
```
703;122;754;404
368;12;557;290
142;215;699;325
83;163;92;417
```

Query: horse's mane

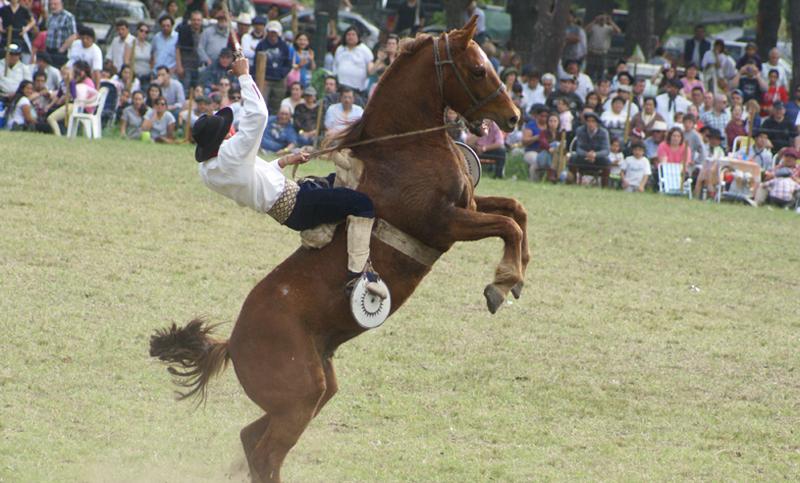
332;33;436;147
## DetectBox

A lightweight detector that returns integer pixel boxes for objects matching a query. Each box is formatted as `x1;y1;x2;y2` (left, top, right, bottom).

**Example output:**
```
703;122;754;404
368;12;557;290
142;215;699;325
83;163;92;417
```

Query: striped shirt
46;9;77;50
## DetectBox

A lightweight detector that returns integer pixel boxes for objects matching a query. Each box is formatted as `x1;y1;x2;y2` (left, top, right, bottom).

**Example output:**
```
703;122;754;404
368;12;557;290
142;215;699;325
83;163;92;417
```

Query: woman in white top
701;39;736;93
113;64;142;94
279;82;303;114
124;22;153;80
6;81;38;131
333;27;374;93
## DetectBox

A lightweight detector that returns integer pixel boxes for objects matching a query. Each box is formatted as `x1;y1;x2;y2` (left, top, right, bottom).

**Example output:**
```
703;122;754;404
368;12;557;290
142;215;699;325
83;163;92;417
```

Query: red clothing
657;141;691;166
761;85;788;115
725;120;748;152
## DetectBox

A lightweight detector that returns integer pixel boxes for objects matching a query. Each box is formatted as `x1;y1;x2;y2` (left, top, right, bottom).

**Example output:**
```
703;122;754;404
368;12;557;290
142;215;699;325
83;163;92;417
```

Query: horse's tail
149;319;230;403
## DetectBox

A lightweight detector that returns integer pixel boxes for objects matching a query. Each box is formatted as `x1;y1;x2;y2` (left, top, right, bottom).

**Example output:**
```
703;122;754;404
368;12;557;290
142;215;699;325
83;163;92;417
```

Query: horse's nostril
509;116;518;126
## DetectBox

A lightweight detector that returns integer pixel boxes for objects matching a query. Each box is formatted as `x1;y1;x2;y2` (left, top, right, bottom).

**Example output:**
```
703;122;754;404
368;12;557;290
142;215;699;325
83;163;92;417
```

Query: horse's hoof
483;284;505;314
511;281;524;299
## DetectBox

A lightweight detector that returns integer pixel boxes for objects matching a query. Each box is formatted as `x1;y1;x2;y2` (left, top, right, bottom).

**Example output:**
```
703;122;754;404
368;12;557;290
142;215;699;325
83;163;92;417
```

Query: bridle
433;32;505;119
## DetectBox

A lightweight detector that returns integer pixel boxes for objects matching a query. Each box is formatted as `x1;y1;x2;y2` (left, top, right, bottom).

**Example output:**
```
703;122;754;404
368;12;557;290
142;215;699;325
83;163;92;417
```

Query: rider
192;55;387;299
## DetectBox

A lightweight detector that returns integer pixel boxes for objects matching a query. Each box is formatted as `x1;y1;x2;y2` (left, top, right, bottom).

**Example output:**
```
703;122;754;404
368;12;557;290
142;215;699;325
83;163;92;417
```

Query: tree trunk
790;0;800;93
584;0;617;24
653;0;679;40
625;0;655;59
731;0;749;12
313;0;338;64
443;0;470;30
529;0;572;74
507;0;538;62
756;0;781;60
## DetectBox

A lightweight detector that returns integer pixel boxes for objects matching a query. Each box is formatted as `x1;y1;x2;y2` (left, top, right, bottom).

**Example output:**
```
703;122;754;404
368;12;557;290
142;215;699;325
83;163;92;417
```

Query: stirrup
348;264;391;329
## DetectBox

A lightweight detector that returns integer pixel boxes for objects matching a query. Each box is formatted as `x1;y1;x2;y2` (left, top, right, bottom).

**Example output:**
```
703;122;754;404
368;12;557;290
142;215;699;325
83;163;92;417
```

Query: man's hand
278;152;310;168
231;57;249;77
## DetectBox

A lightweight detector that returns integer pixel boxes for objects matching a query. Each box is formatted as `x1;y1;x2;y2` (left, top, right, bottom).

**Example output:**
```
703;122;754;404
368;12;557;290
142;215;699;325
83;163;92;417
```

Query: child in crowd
621;141;652;192
555;98;573;134
759;158;799;208
608;137;624;188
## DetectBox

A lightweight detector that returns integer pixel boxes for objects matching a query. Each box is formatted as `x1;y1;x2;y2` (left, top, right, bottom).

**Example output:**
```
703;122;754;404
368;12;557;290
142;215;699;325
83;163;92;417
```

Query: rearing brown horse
150;17;529;483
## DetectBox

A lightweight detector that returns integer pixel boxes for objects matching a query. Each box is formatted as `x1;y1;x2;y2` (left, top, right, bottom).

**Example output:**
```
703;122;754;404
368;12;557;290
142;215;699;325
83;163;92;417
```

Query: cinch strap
372;219;442;267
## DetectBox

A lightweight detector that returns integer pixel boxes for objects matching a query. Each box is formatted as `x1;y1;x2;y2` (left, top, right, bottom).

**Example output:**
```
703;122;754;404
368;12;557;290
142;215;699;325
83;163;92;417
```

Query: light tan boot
347;215;388;299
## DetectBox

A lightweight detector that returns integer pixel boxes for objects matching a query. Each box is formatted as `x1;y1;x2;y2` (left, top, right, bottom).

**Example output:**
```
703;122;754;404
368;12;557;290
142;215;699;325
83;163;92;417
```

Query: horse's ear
461;15;478;43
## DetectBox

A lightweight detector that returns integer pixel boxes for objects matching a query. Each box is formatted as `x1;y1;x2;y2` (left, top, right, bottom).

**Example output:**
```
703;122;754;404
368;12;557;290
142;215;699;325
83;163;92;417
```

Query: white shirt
68;42;103;72
333;44;373;91
8;97;34;129
574;72;594;102
655;93;690;128
325;102;364;134
106;33;134;71
701;51;736;81
199;74;287;213
241;32;264;63
602;97;639;117
521;82;545;113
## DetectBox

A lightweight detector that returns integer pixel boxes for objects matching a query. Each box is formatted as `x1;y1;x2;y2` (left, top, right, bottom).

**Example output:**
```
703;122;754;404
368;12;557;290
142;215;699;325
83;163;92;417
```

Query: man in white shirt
67;26;103;86
106;20;134;71
562;59;593;102
0;43;30;97
520;68;545;114
761;48;788;88
656;79;690;128
194;56;386;298
324;87;364;137
241;16;266;63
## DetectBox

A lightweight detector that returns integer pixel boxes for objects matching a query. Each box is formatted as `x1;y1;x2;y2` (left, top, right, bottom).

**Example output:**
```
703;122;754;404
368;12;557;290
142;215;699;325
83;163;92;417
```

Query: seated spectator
688;86;705;112
563;59;593;102
786;85;800;124
199;49;236;95
568;111;611;187
178;95;208;131
693;128;725;199
656;79;689;128
467;120;506;179
631;96;664;137
682;114;706;173
657;127;692;177
280;81;303;114
324;87;363;137
321;75;340;111
583;91;603;115
725;104;748;152
760;101;797;152
772;147;800;178
620;141;652;192
555;97;574;134
700;94;731;146
735;130;773;173
154;65;185;113
261;106;298;153
67;26;102;86
141;95;176;143
145;84;163;109
761;69;788;116
547;75;582;117
293;86;320;146
736;42;762;71
119;90;152;139
114;64;142;94
520;68;545;114
760;164;799;208
732;61;766;104
540;73;556;101
531;112;564;182
522;104;549;178
600;96;626;140
730;89;745;114
46;61;97;136
5;81;40;131
35;53;63;92
595;77;612;103
644;120;667;162
680;63;704;98
744;98;763;132
0;43;27;98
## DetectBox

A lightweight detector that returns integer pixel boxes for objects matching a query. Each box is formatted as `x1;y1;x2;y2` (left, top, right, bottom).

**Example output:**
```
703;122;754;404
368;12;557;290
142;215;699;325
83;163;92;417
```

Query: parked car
66;0;150;46
279;10;380;49
253;0;303;17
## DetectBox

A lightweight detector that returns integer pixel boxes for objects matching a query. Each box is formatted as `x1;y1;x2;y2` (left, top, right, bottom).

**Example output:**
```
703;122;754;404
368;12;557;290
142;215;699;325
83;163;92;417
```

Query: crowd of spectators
1;2;798;208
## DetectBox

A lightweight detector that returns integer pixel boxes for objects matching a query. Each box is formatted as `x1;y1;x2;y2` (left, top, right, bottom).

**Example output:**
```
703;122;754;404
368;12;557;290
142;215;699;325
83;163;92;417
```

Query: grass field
1;131;799;482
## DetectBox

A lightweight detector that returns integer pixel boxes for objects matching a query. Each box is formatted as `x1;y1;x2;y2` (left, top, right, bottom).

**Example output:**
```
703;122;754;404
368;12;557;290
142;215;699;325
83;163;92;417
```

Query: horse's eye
471;66;487;79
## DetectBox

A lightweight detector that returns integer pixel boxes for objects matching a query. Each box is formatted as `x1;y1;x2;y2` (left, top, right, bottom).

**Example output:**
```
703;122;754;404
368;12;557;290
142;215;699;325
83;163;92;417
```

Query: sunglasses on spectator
139;28;149;33
157;101;167;105
230;95;241;100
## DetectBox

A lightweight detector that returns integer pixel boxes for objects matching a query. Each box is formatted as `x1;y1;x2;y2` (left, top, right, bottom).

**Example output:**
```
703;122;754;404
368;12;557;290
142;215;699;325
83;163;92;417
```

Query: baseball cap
7;43;22;55
783;148;799;158
303;86;317;97
651;120;667;131
252;16;267;25
266;20;282;35
772;100;785;110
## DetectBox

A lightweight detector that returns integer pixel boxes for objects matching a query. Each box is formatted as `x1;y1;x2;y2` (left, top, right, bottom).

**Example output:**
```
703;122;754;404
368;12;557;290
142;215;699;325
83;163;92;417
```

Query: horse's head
437;16;520;132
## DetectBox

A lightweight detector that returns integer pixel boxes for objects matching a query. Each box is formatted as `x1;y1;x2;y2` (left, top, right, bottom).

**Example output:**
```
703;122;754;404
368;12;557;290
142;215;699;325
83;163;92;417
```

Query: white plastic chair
731;135;754;154
67;87;109;140
658;162;692;199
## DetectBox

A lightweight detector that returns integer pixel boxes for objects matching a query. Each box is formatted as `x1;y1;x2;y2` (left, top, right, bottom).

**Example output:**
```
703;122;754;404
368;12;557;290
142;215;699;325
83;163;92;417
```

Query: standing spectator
183;0;208;19
761;48;788;88
198;10;230;68
0;43;25;97
106;20;134;72
154;64;184;113
680;64;703;97
785;85;800;125
119;90;152;139
584;13;620;79
125;22;152;83
467;120;506;178
43;0;76;67
0;0;34;62
656;79;690;129
464;0;486;45
260;105;298;153
700;93;731;146
176;10;204;90
563;59;593;102
632;96;665;137
620;141;652;192
520;68;544;114
701;40;736;93
569;111;611;187
395;0;425;35
682;114;706;173
732;61;766;104
241;16;266;64
291;32;315;88
199;48;236;94
693;128;725;199
736;42;762;71
333;26;373;95
293;86;319;146
158;0;178;21
151;15;178;74
141;95;175;143
324;87;363;137
254;20;292;113
683;25;710;67
760;101;797;152
562;10;586;65
235;13;251;43
67;26;102;86
761;69;788;116
35;53;62;92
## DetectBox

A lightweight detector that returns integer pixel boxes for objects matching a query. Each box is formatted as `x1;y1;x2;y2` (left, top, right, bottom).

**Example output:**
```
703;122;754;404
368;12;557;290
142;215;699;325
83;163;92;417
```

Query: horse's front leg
474;196;530;299
441;207;523;314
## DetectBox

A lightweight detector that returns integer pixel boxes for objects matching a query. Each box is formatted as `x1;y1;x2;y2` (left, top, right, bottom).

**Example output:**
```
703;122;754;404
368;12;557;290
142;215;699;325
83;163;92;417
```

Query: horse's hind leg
241;414;271;480
474;196;530;299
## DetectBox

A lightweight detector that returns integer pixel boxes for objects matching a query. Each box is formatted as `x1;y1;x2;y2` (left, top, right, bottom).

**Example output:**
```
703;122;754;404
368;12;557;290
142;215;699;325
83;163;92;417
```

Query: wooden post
314;97;325;149
291;5;298;37
623;63;637;144
4;27;12;76
64;74;72;126
255;51;267;95
184;87;195;143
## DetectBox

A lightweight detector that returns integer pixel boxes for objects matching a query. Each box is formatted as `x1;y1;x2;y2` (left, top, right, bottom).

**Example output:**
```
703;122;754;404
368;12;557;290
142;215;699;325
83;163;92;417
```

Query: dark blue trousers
284;174;375;231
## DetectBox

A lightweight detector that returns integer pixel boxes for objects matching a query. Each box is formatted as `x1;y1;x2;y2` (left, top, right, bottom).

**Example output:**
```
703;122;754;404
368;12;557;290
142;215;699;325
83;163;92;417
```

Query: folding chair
658;162;692;199
66;87;109;140
731;135;754;154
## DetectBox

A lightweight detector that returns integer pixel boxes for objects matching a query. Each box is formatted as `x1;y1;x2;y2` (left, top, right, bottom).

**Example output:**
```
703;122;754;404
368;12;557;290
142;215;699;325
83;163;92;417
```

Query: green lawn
1;132;799;482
